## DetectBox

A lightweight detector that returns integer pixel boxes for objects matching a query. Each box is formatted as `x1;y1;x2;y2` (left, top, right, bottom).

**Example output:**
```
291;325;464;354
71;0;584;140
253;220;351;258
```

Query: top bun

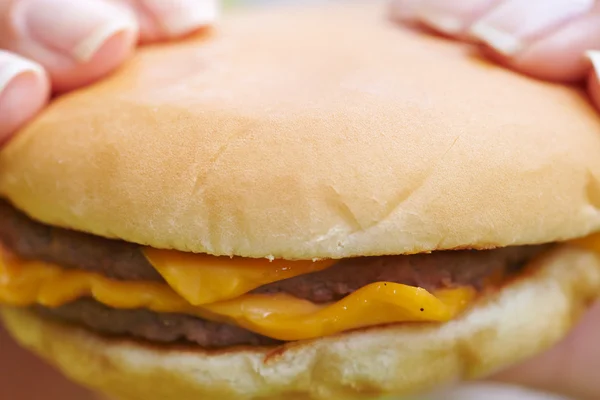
2;1;600;259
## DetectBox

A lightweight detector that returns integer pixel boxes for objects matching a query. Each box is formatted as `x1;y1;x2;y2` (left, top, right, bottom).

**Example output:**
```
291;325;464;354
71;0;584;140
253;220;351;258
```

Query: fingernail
140;0;219;37
586;50;600;77
419;13;465;35
0;54;49;141
15;0;137;63
0;55;45;100
469;23;522;55
469;0;594;56
414;0;500;36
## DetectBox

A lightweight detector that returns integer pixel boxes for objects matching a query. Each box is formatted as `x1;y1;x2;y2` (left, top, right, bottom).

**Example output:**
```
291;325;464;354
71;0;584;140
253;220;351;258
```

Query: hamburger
2;1;600;399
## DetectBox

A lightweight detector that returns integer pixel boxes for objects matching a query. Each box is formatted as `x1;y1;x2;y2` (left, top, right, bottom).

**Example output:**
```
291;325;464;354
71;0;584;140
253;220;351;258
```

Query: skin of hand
390;1;600;399
1;1;600;399
0;0;218;144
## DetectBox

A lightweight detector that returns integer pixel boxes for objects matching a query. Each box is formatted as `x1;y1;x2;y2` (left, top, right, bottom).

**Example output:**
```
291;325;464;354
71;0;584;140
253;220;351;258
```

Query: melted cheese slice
0;248;475;341
144;248;335;305
206;283;474;340
570;233;600;251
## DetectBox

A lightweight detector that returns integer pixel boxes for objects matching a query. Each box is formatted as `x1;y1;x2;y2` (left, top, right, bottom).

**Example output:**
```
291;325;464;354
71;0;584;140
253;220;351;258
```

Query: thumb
490;300;600;400
0;0;138;92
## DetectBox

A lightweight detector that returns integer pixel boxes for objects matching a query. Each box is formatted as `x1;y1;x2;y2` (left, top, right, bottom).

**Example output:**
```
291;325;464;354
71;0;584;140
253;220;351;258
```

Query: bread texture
2;1;600;260
3;243;600;400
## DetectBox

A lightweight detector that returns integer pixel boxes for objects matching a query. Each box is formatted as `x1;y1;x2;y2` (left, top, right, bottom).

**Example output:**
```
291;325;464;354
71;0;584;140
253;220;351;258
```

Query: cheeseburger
2;1;600;399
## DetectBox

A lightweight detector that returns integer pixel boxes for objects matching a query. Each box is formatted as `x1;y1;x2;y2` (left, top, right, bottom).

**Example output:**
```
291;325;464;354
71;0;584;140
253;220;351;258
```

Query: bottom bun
2;244;600;400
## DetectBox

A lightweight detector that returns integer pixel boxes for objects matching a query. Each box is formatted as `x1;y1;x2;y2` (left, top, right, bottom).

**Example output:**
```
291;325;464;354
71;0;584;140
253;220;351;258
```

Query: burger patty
0;200;547;303
36;299;281;348
1;199;548;347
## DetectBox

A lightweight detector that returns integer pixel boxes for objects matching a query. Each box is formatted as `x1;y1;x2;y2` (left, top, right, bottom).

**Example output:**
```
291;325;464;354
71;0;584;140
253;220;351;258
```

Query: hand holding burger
0;0;217;143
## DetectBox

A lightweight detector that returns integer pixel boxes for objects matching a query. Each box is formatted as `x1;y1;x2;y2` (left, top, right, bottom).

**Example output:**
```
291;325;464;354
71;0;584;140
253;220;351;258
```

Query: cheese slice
203;284;474;340
0;248;475;341
569;233;600;252
144;248;335;305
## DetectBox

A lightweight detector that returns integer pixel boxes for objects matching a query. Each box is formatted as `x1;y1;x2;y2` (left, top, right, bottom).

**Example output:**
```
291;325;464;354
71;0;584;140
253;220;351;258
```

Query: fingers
0;0;138;92
391;0;501;37
471;0;600;82
0;0;217;142
0;50;49;144
469;0;594;55
0;0;218;93
490;301;600;400
123;0;219;44
391;0;600;82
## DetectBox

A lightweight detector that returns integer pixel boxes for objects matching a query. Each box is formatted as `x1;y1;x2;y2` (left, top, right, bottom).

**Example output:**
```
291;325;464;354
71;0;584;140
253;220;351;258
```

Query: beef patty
36;299;281;347
0;200;548;347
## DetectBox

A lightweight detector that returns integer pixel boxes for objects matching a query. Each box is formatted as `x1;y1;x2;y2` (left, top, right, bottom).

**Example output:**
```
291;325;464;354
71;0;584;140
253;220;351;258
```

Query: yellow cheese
0;248;475;341
570;233;600;252
144;248;335;305
204;283;474;340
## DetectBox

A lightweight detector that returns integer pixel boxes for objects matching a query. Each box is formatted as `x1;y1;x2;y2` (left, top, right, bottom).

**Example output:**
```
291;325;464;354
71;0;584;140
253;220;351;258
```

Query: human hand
391;1;600;399
391;0;600;107
0;0;218;144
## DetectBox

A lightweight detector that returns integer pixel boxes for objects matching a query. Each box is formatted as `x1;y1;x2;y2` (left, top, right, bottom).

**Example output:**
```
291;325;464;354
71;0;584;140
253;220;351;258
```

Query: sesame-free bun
2;1;600;260
3;243;600;400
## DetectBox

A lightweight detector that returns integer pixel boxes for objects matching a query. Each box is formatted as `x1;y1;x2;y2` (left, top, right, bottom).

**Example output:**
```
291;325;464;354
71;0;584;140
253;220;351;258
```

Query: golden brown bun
3;243;600;400
2;1;600;259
